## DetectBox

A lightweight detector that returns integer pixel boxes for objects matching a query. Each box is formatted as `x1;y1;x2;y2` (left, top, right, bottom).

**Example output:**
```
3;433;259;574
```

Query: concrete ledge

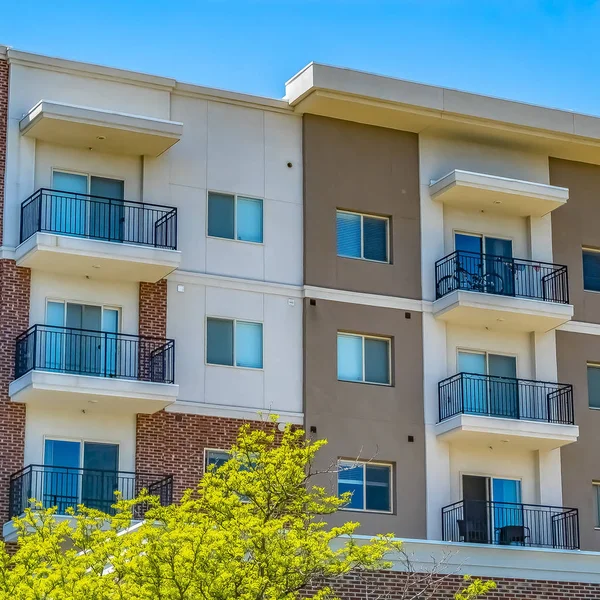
16;232;181;283
435;413;579;451
9;370;178;415
20;100;183;157
429;170;569;217
337;536;600;583
433;290;573;333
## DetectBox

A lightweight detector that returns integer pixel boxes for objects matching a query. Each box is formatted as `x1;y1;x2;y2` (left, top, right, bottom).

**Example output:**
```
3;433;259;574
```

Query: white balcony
430;170;568;218
20;100;182;157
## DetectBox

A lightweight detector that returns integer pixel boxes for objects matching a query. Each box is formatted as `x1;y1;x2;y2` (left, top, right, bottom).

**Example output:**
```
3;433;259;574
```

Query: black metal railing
9;464;173;518
20;188;178;249
14;325;175;384
435;250;569;303
442;500;579;550
438;373;574;424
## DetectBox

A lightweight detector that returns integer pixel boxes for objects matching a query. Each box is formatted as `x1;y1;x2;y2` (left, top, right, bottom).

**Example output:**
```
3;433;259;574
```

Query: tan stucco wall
303;114;421;298
304;298;426;538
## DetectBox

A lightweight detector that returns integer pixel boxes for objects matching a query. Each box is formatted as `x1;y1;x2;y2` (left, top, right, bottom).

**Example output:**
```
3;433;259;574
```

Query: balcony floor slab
15;232;181;283
9;370;178;415
435;413;579;451
432;290;573;332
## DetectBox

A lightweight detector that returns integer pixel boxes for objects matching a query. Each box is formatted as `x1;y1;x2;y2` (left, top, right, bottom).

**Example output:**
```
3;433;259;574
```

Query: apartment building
3;45;600;595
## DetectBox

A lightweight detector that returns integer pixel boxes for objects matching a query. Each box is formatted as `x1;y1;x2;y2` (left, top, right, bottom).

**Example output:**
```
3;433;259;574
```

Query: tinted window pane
206;450;230;470
338;462;364;510
364;338;390;384
206;318;234;366
236;321;263;369
208;193;235;239
237;198;263;243
583;250;600;292
336;212;361;258
588;366;600;409
363;217;388;262
337;334;363;381
365;465;391;512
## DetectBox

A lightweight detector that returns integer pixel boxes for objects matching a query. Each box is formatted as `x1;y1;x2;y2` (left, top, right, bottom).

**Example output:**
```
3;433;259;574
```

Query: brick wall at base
302;571;600;599
136;411;280;501
0;261;31;522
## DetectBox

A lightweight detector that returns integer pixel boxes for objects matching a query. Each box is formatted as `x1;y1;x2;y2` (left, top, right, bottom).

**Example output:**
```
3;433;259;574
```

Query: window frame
594;482;600;529
587;363;600;410
336;209;390;264
43;435;121;470
207;190;264;245
583;247;600;293
337;459;393;514
337;331;392;386
204;448;231;470
51;168;126;197
45;298;122;332
205;316;264;370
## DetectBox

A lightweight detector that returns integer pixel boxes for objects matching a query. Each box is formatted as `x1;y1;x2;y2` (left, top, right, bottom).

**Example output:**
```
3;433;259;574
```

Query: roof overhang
20;100;183;157
286;63;600;165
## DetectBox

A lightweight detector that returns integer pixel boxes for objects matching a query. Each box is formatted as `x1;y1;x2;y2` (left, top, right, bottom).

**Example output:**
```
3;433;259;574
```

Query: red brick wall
302;571;600;599
0;59;29;524
0;261;30;522
136;412;279;500
0;58;8;246
139;280;167;339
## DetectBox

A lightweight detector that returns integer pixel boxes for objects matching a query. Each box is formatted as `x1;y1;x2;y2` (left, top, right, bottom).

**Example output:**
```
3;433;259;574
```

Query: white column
537;449;563;506
423;312;451;539
528;214;553;262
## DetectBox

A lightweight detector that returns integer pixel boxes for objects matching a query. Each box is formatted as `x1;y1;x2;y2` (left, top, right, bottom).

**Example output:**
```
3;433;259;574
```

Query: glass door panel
458;351;488;414
43;439;81;513
492;478;524;545
52;171;88;236
66;304;102;375
455;233;483;288
462;475;490;543
82;442;119;513
485;237;514;296
102;308;119;377
90;177;124;242
44;301;65;371
487;354;518;418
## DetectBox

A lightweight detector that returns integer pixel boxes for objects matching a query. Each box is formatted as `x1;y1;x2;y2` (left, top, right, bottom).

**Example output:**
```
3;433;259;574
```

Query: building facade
3;45;600;594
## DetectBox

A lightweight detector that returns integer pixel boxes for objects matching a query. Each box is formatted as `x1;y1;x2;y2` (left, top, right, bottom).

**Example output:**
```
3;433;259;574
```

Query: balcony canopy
20;100;183;157
430;170;569;218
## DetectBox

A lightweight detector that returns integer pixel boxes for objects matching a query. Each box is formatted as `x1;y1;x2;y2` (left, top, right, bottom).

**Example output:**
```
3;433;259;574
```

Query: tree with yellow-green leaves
0;421;495;599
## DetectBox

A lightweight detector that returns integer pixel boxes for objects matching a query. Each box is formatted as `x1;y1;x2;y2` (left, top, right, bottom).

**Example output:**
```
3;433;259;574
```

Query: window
206;318;263;369
583;248;600;292
337;460;392;512
208;192;263;243
205;449;230;470
336;210;389;263
337;333;391;385
595;483;600;527
588;364;600;409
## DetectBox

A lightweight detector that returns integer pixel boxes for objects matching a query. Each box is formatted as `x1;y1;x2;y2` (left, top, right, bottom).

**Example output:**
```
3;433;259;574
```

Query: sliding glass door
43;439;119;514
52;171;124;241
44;302;119;376
458;351;518;418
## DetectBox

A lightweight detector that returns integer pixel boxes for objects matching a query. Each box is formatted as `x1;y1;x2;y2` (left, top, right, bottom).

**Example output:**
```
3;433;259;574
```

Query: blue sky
2;1;600;115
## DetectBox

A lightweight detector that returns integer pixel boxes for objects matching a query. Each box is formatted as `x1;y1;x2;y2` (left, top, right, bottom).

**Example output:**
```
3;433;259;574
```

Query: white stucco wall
24;405;136;472
29;271;139;334
446;325;534;380
166;279;303;418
